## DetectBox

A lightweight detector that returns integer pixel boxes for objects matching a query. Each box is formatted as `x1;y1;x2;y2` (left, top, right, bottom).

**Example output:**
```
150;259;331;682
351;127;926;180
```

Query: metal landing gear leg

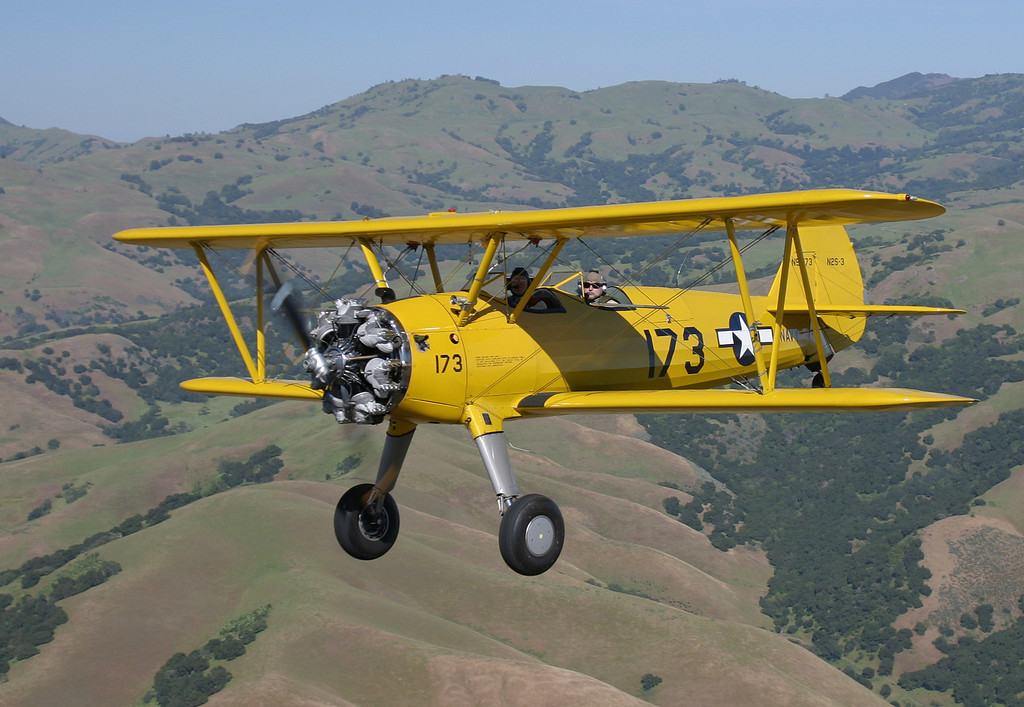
476;432;564;576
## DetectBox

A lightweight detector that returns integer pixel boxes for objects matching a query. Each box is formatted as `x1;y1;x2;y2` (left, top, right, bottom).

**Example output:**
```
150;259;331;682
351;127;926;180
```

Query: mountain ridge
842;72;962;100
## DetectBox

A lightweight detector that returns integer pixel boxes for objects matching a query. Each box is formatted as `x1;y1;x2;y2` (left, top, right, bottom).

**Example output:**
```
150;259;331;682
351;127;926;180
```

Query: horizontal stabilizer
767;304;964;317
516;387;976;416
181;377;323;400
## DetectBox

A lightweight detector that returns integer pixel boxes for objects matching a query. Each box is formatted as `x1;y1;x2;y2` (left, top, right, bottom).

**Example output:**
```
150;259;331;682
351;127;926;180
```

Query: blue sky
4;0;1022;142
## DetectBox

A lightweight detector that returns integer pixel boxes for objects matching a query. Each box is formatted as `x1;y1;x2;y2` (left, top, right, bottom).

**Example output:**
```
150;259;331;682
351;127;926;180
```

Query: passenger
582;269;618;305
582;270;607;304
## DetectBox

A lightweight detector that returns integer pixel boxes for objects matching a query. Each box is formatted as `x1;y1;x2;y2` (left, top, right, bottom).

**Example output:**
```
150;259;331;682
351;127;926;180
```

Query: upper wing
113;189;944;250
515;388;976;415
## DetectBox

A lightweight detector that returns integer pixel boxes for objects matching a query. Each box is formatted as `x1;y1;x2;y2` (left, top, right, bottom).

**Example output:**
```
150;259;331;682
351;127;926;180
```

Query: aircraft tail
766;224;868;346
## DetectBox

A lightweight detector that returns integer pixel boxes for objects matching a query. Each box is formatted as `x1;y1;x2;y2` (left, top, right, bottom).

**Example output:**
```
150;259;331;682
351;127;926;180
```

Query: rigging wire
677;225;780;292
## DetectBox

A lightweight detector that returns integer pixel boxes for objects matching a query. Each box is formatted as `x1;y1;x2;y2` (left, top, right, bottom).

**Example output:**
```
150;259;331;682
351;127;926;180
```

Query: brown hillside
0;401;876;704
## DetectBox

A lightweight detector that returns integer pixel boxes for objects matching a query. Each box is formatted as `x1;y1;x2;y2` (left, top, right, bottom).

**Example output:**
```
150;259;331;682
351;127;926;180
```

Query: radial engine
301;299;410;424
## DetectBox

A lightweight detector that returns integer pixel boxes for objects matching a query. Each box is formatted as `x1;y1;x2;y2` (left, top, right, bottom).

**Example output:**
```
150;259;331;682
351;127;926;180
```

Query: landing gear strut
477;431;565;575
333;421;414;561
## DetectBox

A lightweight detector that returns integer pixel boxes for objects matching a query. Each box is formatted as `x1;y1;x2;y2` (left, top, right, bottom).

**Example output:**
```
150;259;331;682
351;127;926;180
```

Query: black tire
498;494;564;576
334;483;400;560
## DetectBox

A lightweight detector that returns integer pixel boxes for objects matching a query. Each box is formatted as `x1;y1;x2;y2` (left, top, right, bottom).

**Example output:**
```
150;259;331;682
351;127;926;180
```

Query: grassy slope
0;406;882;706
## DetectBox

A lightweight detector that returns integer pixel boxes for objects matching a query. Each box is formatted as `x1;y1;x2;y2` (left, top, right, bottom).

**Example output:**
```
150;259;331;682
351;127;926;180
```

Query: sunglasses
583;282;605;288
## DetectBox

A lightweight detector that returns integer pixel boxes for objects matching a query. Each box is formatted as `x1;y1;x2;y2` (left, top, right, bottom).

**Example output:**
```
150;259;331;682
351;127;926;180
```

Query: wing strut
191;245;289;385
725;219;768;390
766;225;795;393
509;238;568;323
255;249;266;382
194;245;259;381
791;224;832;388
356;238;397;302
765;223;833;391
456;232;503;325
254;250;286;381
424;244;444;293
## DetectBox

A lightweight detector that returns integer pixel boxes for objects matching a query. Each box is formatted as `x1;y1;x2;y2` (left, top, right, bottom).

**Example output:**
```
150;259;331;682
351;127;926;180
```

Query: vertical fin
767;224;868;346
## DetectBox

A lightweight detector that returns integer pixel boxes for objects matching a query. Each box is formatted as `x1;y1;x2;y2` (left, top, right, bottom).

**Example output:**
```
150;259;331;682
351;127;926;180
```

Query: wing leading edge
515;388;976;415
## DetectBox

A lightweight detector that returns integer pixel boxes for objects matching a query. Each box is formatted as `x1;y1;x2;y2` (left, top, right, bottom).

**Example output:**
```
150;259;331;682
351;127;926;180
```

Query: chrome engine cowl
302;299;410;424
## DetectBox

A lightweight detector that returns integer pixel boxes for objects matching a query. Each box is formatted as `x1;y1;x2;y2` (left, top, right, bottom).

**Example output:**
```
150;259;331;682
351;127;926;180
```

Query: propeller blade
271;280;313;350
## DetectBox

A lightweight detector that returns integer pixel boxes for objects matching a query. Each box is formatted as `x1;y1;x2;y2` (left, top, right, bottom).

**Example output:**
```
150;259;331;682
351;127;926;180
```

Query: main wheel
334;483;400;560
498;494;564;576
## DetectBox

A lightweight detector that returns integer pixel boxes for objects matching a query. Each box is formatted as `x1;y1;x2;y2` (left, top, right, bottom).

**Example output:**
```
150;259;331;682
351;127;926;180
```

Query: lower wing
181;377;323;400
515;388;976;415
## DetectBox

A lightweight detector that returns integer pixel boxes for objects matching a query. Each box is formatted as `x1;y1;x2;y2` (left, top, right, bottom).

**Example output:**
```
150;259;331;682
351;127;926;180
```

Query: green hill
2;72;1024;704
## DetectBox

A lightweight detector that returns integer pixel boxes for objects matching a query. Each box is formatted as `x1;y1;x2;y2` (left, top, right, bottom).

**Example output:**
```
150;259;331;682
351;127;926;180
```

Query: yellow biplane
114;189;975;575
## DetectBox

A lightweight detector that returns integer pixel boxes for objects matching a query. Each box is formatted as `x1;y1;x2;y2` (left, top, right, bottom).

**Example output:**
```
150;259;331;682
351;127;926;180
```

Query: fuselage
386;285;848;426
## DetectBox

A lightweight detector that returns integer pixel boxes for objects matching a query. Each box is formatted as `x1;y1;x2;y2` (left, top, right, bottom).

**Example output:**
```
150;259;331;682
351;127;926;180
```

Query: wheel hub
524;515;555;556
359;508;390;541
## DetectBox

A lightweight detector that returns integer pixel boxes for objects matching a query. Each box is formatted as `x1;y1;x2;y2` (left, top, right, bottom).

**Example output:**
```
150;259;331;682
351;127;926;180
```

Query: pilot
507;267;531;307
507;267;553;310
